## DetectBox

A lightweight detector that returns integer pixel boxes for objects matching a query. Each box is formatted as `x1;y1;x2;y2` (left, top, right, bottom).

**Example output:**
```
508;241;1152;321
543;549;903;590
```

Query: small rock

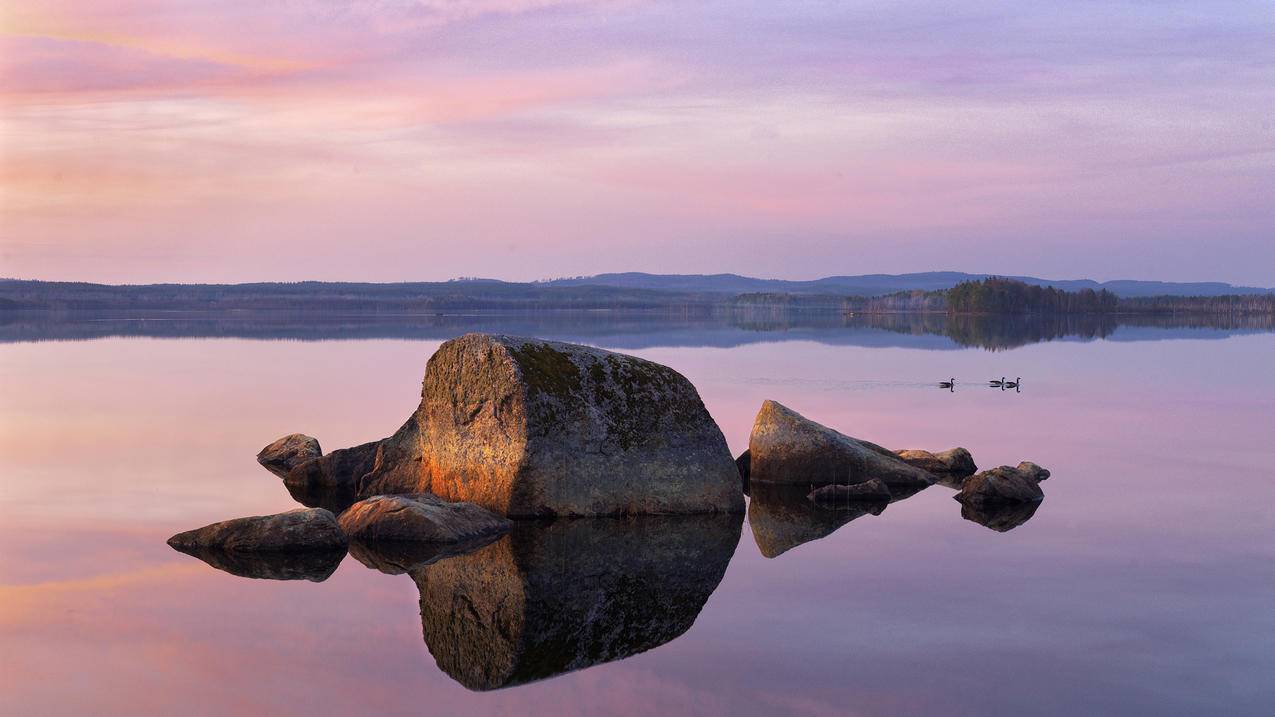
1015;461;1051;481
954;465;1046;508
807;478;892;504
338;493;512;543
167;508;347;552
895;447;977;478
256;433;322;478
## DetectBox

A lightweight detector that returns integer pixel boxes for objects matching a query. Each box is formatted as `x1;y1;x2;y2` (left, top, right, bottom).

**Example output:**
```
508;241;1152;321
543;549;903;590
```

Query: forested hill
540;272;1273;298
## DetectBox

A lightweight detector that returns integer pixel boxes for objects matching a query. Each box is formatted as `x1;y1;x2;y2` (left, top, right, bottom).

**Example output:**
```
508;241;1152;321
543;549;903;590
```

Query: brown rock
954;465;1046;508
256;433;322;478
895;447;977;478
747;401;935;490
1015;461;1051;481
337;494;511;544
167;508;347;552
283;441;379;512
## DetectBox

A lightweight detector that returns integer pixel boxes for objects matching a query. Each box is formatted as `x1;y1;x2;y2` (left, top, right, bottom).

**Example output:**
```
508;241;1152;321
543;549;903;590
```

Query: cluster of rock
171;332;1052;578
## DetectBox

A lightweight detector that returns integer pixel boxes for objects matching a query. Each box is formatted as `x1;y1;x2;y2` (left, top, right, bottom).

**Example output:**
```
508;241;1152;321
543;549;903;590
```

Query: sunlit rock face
747;400;935;490
412;514;743;690
338;494;510;543
390;334;743;517
748;483;886;559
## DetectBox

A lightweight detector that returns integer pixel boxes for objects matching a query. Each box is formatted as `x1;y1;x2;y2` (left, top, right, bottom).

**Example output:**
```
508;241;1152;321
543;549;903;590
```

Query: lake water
2;313;1273;716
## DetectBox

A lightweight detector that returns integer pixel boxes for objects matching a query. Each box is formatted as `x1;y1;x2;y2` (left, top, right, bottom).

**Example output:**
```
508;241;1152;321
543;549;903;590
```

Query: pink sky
2;1;1273;284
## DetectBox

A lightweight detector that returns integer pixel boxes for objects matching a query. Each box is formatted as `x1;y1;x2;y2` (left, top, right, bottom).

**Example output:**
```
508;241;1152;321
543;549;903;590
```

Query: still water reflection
2;312;1273;715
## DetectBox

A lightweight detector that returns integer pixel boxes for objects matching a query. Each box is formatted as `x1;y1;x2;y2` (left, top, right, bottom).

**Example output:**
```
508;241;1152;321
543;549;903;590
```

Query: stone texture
895;447;977;478
256;433;322;478
282;441;379;512
358;415;426;498
338;493;511;544
807;478;892;504
747;400;935;490
413;515;742;690
736;449;751;494
954;465;1046;508
167;508;347;552
407;334;744;517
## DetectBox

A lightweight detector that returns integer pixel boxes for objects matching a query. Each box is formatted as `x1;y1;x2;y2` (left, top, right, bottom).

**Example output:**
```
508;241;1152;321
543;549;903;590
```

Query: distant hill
540;272;1273;298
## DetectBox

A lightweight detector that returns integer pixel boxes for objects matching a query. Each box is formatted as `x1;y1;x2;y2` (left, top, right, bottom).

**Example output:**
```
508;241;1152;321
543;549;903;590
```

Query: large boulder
954;465;1046;508
338;494;511;544
895;447;976;478
413;515;742;690
747;401;935;490
256;433;322;478
167;508;347;552
407;334;743;517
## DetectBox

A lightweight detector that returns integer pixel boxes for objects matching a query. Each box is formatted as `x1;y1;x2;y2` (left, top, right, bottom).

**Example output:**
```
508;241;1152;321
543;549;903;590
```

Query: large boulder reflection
411;514;742;690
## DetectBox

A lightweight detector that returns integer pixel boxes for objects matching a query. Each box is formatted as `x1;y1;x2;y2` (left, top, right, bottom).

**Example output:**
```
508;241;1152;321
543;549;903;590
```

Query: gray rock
895;447;977;478
747;400;935;490
411;334;744;517
413;514;742;690
338;493;511;544
256;433;322;478
954;465;1046;508
167;508;347;552
807;478;892;504
736;449;751;494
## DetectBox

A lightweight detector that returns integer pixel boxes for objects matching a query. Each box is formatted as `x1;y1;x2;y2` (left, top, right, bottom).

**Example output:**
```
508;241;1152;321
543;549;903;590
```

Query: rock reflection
348;534;505;575
748;483;919;558
960;498;1043;532
169;546;346;582
412;514;743;690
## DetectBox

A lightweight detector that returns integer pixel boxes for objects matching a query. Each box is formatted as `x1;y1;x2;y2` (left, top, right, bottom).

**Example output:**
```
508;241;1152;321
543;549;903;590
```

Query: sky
1;1;1273;285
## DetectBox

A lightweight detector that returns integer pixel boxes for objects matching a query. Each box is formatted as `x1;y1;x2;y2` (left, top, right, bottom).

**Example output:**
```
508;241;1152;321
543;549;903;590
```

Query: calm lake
2;312;1273;716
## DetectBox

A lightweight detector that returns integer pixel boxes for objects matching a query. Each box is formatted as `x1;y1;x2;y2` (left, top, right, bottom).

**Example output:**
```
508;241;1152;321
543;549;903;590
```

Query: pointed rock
256;433;322;478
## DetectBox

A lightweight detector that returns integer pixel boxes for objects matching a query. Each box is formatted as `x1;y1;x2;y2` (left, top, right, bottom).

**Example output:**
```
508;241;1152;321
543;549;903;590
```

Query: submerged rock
256;433;322;478
167;508;347;553
807;478;892;504
747;400;935;490
895;447;976;478
412;334;743;516
337;494;511;544
954;464;1046;508
413;514;742;690
171;546;346;582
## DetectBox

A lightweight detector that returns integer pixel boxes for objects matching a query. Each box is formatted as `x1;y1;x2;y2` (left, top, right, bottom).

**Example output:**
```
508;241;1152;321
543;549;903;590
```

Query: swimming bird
1004;377;1021;389
939;378;955;389
989;377;1005;387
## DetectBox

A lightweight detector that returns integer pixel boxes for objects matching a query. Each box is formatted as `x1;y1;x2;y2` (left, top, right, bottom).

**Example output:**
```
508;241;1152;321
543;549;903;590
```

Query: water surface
2;314;1272;715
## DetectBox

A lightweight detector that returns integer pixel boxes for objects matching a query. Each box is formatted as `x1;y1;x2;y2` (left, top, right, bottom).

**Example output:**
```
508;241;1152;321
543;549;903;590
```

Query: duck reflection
747;482;927;558
411;514;743;691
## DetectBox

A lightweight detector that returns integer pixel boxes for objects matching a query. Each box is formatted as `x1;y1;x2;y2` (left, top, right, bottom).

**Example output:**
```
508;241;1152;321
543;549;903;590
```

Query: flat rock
954;465;1046;507
807;478;892;504
338;493;512;544
167;508;347;552
411;334;744;517
256;433;322;478
895;447;977;478
747;400;935;490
